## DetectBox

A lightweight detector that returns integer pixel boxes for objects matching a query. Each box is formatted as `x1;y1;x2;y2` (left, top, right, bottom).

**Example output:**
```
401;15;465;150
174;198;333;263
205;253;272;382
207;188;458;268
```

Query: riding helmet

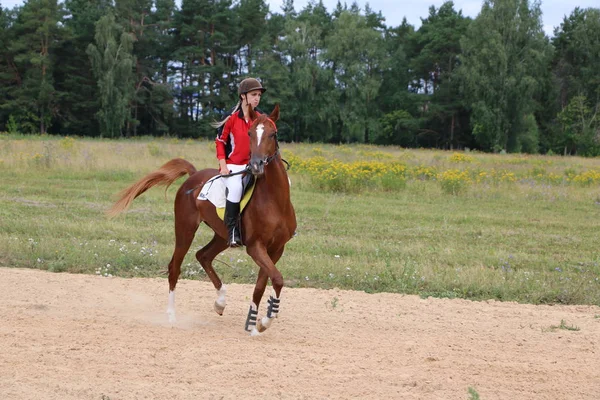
238;78;266;95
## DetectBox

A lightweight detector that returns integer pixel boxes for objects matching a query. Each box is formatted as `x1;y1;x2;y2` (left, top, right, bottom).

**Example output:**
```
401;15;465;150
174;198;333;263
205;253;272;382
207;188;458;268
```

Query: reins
183;169;246;195
184;151;289;196
185;116;288;196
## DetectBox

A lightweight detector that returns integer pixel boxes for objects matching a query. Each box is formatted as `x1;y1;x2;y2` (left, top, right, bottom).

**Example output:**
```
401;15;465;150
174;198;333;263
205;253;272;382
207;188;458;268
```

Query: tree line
0;0;599;155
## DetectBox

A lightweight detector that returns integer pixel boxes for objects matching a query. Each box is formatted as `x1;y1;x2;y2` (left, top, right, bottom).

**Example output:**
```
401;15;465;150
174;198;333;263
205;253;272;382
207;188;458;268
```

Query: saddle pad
197;175;256;221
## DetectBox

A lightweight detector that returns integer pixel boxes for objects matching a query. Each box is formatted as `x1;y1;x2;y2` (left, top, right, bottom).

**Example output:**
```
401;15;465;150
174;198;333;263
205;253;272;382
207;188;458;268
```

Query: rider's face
243;90;262;109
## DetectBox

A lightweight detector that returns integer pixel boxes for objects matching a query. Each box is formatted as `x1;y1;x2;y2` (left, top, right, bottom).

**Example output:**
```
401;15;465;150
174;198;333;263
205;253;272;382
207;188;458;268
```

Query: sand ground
1;267;599;400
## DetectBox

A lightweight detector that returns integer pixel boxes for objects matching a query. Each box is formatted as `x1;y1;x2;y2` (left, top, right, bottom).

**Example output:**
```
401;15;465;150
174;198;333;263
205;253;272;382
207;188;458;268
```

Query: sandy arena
1;267;599;399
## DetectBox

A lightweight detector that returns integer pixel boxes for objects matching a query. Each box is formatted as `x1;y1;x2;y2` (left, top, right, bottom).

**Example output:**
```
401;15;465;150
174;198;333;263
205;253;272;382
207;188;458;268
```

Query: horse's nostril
251;162;262;173
250;159;265;173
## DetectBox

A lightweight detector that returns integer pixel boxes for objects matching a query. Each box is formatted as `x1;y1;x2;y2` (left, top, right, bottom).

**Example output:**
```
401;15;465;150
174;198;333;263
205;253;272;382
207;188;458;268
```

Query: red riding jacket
216;108;262;165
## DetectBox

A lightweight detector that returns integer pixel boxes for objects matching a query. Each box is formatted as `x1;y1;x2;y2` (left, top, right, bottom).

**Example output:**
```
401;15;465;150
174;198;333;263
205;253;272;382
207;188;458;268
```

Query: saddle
197;172;256;221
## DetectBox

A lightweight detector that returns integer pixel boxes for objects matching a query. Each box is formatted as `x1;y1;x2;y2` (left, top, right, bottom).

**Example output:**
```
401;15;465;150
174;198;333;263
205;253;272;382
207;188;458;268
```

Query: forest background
0;0;599;155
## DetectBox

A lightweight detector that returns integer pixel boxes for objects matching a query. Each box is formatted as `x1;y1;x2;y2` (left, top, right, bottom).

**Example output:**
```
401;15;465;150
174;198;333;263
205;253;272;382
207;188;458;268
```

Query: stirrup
225;200;242;247
228;228;242;247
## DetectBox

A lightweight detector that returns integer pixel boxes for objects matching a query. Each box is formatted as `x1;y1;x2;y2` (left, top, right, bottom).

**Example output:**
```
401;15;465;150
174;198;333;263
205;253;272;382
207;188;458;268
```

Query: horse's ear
248;105;258;121
270;104;280;122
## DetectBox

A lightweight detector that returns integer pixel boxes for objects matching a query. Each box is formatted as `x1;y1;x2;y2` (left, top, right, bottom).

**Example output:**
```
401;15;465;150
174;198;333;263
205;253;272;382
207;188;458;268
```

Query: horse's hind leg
195;233;229;315
167;218;199;323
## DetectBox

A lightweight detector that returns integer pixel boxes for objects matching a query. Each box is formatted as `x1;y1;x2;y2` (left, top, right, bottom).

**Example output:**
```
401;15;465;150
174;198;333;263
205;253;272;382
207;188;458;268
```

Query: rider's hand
219;160;229;175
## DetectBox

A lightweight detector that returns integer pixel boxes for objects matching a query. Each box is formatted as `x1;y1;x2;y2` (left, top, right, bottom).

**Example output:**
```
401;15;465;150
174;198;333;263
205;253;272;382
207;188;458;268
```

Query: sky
270;0;599;35
1;0;597;36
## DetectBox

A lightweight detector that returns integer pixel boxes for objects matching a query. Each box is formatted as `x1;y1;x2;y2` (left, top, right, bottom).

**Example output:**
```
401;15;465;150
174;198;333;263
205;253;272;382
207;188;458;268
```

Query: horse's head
247;104;280;176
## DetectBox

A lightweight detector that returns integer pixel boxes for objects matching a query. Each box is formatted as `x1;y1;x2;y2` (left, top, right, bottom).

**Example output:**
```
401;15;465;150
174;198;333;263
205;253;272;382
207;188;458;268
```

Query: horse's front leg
244;268;268;335
245;245;284;336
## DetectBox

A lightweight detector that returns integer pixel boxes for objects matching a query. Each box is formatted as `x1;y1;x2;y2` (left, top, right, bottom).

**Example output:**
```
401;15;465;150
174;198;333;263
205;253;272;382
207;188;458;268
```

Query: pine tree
8;0;66;134
54;0;112;136
87;13;135;138
375;18;418;146
459;0;551;152
409;2;471;149
551;7;600;154
0;6;19;130
172;0;238;138
325;9;386;143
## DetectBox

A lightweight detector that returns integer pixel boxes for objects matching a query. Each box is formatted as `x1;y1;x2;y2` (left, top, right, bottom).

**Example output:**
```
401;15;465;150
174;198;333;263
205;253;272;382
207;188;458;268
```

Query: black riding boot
224;200;242;247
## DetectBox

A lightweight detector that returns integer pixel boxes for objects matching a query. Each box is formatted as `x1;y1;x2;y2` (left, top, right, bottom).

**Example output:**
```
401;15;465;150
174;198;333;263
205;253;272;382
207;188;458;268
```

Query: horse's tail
107;158;197;218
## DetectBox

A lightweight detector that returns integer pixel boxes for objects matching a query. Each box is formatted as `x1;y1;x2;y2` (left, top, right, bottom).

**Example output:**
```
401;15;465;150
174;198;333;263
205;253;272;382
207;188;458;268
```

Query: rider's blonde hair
211;100;242;130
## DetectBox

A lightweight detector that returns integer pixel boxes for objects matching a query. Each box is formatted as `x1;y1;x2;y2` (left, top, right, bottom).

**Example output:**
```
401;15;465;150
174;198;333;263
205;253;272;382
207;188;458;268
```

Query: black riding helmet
238;78;266;96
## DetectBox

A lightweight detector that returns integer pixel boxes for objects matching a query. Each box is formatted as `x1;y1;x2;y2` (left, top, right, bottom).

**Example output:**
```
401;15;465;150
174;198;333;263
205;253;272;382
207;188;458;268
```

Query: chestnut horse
108;105;296;336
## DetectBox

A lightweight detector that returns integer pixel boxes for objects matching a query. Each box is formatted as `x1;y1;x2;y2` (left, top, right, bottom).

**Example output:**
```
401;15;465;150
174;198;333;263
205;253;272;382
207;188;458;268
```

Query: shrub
573;170;600;186
449;152;474;163
439;169;471;195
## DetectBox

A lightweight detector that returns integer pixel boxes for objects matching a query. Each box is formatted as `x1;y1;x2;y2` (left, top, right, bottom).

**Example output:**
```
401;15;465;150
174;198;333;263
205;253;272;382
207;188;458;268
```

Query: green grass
1;134;600;305
468;387;481;400
545;320;581;332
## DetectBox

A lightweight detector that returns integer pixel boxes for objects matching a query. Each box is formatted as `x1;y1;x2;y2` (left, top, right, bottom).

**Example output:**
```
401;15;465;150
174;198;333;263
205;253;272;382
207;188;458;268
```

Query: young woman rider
214;77;266;247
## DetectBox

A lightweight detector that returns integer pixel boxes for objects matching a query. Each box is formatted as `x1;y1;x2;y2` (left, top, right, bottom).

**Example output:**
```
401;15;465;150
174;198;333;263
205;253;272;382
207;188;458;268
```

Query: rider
214;78;266;247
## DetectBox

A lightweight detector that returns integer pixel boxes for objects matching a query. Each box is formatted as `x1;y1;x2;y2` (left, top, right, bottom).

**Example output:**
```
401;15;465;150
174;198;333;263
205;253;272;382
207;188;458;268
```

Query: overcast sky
273;0;598;35
1;0;597;36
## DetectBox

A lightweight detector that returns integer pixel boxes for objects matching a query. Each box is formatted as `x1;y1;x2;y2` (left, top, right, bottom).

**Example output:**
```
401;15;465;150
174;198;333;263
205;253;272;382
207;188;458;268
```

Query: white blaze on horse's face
249;117;277;176
256;123;264;147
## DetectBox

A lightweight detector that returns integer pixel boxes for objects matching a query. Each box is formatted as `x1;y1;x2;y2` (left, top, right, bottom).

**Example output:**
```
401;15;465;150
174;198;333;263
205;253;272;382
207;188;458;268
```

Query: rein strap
184;149;289;196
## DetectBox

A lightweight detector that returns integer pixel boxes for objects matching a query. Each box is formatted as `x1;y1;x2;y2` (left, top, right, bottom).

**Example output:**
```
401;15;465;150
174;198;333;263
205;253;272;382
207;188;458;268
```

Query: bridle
250;117;289;170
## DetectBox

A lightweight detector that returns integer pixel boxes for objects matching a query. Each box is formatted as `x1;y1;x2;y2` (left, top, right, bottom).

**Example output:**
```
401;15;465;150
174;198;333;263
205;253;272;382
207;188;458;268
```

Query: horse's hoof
257;316;272;333
257;322;267;333
249;327;261;337
214;301;225;316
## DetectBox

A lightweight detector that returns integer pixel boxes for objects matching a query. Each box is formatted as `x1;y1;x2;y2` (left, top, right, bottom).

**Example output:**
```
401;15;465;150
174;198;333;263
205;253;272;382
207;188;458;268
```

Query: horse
108;104;297;336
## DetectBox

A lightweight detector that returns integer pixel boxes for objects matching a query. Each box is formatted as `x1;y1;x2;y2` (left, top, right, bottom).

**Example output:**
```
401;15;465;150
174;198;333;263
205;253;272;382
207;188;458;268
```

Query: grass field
1;134;599;305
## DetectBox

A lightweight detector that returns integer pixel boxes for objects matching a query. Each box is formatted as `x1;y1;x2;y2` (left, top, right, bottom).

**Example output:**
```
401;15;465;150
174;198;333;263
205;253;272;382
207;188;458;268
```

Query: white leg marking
260;316;273;329
167;290;176;323
250;327;261;337
256;123;264;146
214;284;227;315
216;284;227;308
257;291;280;333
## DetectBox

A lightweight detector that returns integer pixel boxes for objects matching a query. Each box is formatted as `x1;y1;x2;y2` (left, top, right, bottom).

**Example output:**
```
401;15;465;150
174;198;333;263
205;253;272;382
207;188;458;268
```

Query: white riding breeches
223;163;246;203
